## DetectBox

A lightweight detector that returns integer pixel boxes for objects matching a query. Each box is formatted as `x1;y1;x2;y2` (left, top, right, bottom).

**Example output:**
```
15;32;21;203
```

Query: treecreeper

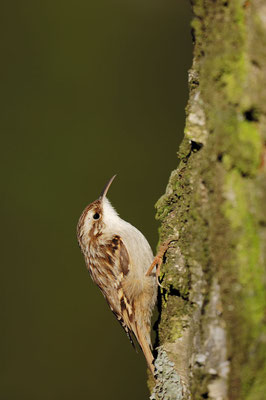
77;175;169;374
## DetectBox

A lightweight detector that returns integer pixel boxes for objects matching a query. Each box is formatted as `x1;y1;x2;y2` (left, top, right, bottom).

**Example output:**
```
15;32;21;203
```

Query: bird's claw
146;237;178;287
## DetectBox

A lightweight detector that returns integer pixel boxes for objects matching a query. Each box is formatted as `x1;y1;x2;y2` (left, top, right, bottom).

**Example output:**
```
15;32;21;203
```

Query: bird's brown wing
88;234;155;373
89;234;135;345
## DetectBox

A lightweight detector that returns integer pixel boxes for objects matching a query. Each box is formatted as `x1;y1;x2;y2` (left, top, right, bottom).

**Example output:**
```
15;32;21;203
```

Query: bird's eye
93;212;100;220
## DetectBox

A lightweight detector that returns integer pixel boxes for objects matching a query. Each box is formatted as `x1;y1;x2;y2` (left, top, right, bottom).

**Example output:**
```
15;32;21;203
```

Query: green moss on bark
224;169;265;332
154;0;266;399
223;168;266;399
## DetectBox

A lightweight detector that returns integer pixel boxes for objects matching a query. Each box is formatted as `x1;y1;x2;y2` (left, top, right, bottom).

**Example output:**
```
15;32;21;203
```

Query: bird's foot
145;238;178;287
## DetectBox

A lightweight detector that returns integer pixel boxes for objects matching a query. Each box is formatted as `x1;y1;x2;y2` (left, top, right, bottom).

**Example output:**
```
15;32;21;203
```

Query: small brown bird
77;175;157;373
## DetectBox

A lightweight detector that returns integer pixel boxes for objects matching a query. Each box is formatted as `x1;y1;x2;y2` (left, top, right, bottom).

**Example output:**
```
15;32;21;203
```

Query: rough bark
150;1;266;399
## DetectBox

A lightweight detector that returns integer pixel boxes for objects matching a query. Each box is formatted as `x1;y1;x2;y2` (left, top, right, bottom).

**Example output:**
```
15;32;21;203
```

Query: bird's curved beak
99;175;116;200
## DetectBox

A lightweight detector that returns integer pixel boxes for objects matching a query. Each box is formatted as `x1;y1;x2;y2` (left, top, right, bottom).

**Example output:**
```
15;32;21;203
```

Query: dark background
0;1;192;399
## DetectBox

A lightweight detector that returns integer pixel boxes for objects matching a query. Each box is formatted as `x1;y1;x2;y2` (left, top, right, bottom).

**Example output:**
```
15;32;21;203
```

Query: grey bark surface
150;1;266;399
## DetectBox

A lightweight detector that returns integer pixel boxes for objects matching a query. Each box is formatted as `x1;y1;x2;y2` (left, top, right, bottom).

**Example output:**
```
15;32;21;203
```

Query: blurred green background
1;1;192;399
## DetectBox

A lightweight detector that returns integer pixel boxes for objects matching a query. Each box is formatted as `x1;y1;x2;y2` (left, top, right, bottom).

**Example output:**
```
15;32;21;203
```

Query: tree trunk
150;1;266;399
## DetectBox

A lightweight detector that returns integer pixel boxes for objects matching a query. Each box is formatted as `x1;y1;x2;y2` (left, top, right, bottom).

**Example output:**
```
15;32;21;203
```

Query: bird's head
77;175;118;246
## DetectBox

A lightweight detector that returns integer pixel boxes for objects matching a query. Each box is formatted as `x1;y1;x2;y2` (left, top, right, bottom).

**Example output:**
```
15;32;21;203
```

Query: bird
77;175;158;374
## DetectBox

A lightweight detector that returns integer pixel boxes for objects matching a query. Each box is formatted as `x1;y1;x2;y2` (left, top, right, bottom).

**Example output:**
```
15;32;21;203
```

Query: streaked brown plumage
77;176;157;373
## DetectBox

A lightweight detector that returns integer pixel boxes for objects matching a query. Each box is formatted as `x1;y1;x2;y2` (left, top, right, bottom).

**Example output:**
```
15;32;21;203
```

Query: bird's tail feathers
134;325;154;374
